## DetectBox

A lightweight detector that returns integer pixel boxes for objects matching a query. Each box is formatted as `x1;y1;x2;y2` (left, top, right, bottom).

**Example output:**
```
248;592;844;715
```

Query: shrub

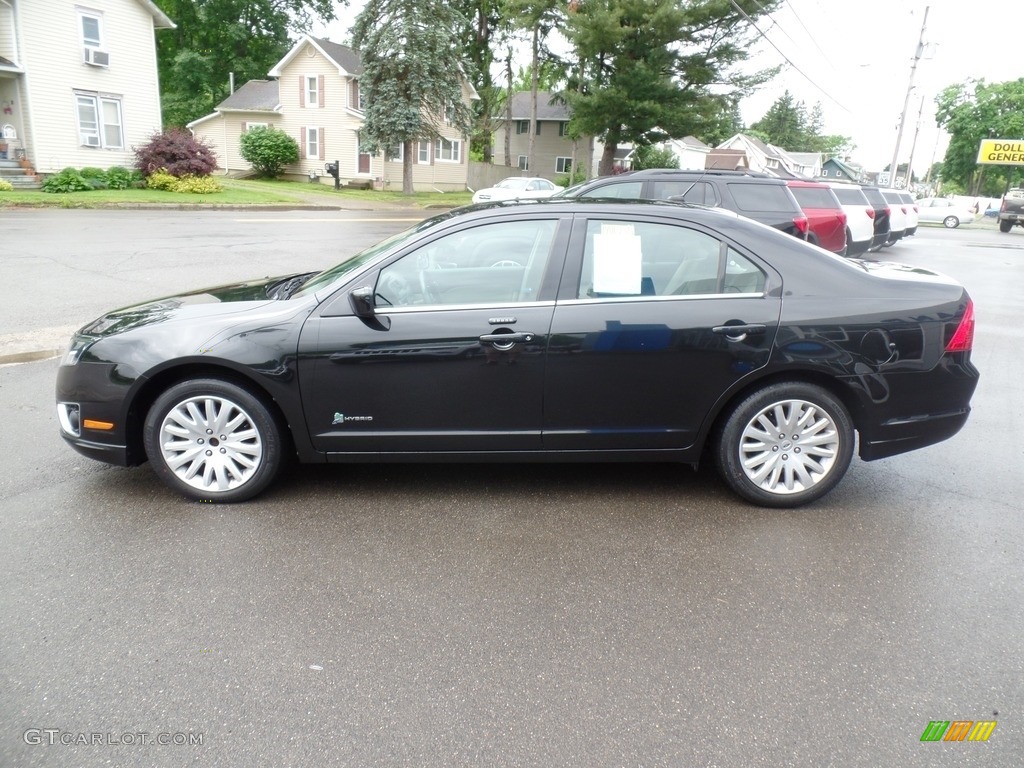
0;178;13;192
145;169;178;191
134;128;218;178
41;168;93;193
79;166;106;179
105;166;140;190
172;174;222;194
239;127;300;178
146;169;222;194
631;145;679;171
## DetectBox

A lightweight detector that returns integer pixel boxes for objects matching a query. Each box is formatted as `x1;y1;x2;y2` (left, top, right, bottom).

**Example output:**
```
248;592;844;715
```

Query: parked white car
916;197;976;228
824;182;876;256
472;176;560;204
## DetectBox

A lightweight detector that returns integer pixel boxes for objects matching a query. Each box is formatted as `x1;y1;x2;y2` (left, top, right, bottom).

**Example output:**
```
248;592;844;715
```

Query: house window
306;127;321;159
349;80;363;111
79;11;102;48
559;122;569;137
306;76;319;108
75;93;122;149
244;122;268;132
417;141;430;164
516;120;529;135
517;155;529;171
435;138;461;162
386;143;404;161
556;157;572;174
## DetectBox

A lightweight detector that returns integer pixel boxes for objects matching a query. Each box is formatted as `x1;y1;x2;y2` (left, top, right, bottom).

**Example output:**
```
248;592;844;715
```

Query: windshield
496;177;531;190
290;213;452;298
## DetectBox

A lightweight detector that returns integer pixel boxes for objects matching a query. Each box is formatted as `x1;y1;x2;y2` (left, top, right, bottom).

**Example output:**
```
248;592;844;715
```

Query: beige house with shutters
0;0;172;177
189;36;476;191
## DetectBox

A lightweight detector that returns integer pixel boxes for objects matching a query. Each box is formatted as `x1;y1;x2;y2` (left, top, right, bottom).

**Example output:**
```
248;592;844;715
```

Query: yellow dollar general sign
920;720;997;742
977;139;1024;165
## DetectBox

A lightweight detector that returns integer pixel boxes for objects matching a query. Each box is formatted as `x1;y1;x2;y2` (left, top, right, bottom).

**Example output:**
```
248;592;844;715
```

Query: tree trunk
527;27;539;177
504;48;513;167
403;139;414;195
599;136;618;177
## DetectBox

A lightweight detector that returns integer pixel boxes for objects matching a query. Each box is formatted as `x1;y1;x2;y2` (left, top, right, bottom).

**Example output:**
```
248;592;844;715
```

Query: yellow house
189;36;476;192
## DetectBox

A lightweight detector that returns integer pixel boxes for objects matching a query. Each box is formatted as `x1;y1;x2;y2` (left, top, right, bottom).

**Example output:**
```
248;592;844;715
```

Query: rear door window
579;181;644;200
791;187;841;209
651;180;719;206
728;183;797;212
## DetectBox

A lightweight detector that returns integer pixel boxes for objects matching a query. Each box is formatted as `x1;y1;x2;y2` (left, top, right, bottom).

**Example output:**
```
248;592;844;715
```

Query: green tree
750;94;851;158
239;127;300;177
631;144;678;170
352;0;475;194
153;0;338;128
935;78;1024;195
564;0;780;176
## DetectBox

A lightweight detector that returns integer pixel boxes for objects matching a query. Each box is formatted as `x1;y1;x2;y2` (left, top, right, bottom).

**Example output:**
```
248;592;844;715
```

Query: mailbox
324;161;340;189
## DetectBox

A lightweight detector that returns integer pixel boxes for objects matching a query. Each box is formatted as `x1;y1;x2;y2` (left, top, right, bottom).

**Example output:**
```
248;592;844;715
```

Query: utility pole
889;5;930;188
905;95;926;189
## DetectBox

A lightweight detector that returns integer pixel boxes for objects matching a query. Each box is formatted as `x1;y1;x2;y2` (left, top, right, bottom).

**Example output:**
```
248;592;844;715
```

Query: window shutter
299;76;305;107
318;75;325;108
536;122;541;135
300;127;307;159
241;122;247;133
319;128;325;160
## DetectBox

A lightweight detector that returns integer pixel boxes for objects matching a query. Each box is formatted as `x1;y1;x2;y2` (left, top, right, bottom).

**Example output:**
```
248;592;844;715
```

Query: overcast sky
313;0;1018;174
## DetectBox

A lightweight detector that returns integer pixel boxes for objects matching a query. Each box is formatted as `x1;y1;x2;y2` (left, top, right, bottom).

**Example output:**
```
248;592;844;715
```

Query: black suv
858;185;892;251
556;169;809;239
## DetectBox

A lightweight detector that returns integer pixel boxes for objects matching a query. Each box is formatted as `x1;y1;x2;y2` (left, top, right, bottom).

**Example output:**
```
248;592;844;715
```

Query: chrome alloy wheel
158;395;263;493
738;399;840;495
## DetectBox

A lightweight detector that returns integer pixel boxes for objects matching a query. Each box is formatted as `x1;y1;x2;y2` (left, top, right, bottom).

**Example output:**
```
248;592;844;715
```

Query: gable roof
506;91;570;122
215;80;281;112
822;156;861;178
135;0;176;29
269;35;363;77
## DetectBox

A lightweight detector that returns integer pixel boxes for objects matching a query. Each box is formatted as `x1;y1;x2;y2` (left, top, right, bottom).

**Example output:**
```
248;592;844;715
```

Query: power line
728;0;851;114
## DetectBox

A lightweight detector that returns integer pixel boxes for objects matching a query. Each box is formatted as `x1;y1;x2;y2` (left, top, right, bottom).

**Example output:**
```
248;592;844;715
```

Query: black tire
715;382;854;508
143;378;284;502
942;216;959;229
999;220;1012;233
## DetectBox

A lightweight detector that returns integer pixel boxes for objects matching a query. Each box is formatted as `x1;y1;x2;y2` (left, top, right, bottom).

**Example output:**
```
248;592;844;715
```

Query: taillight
884;206;891;217
913;205;919;213
946;299;975;352
901;206;907;214
794;215;809;236
1000;199;1008;212
866;208;876;219
838;212;847;225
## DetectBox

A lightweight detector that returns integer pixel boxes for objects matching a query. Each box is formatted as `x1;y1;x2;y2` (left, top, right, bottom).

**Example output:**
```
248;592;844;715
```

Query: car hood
78;273;310;339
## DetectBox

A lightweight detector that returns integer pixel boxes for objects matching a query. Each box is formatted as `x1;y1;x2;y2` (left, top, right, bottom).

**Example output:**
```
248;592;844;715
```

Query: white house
0;0;173;173
189;36;477;192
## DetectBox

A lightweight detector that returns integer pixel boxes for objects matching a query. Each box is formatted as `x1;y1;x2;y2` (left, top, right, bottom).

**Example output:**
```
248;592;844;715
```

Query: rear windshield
790;187;841;209
881;191;902;204
728;183;797;212
860;187;886;206
831;186;868;205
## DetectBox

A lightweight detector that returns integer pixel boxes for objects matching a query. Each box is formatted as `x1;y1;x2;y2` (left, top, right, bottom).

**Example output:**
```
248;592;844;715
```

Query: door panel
544;216;781;450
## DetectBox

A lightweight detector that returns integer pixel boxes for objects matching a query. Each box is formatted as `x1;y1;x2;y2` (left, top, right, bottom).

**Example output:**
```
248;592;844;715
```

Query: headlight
61;336;95;366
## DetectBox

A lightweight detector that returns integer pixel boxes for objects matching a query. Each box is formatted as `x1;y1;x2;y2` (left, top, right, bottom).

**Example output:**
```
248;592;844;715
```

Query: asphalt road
1;212;1021;767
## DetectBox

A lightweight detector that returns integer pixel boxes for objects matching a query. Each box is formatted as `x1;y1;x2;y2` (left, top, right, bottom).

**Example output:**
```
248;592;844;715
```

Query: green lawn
0;177;473;209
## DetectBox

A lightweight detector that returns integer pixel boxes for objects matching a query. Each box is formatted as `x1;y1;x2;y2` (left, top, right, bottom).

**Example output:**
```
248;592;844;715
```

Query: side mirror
349;286;390;330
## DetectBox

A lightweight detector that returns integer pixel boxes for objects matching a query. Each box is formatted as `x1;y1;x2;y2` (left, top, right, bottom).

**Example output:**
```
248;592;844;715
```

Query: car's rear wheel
999;220;1012;233
143;379;284;502
943;216;960;228
715;383;854;507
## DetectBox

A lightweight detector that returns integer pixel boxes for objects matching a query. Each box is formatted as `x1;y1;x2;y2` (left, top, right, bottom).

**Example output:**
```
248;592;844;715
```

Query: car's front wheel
143;379;284;502
943;215;960;228
715;383;854;507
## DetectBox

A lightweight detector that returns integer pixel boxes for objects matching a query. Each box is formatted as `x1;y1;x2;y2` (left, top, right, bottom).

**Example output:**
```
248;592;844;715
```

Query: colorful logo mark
921;720;997;742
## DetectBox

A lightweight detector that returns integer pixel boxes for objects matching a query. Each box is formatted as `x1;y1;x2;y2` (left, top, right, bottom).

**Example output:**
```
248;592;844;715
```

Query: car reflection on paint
56;199;978;508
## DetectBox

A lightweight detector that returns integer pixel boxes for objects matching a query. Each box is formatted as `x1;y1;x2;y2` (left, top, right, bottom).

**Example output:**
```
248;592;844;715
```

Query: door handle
712;323;766;340
479;332;535;349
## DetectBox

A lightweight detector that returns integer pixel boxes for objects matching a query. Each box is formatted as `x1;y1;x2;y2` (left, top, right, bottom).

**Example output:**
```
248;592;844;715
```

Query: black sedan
56;200;978;507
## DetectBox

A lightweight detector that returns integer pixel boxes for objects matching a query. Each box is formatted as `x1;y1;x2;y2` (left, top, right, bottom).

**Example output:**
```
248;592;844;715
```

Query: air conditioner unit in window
83;48;110;67
84;135;101;147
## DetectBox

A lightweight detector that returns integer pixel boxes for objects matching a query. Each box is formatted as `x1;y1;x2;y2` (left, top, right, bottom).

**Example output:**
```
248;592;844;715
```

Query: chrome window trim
377;300;556;315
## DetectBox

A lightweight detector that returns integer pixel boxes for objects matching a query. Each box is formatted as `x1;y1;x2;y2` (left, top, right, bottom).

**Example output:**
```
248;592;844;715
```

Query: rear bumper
858;407;970;460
